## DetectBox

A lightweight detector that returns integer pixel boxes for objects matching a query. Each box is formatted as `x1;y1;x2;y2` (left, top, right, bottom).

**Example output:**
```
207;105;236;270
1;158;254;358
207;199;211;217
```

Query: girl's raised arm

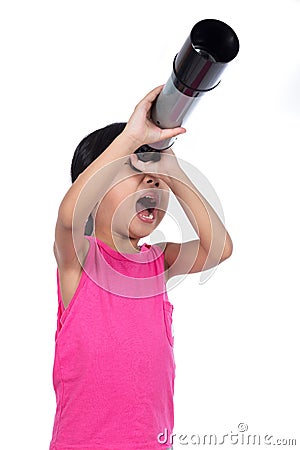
54;86;185;271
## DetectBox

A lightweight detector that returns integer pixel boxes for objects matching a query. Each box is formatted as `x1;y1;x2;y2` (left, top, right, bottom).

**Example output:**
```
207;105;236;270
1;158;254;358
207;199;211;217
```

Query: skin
54;85;233;308
93;159;171;254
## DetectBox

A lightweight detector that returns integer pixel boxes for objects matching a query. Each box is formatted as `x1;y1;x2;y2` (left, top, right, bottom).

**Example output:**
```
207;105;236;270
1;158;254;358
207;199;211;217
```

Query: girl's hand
123;85;186;148
128;147;182;188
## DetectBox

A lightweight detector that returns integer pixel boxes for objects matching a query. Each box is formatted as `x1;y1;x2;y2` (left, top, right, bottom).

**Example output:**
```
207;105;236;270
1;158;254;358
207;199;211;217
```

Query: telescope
135;19;239;162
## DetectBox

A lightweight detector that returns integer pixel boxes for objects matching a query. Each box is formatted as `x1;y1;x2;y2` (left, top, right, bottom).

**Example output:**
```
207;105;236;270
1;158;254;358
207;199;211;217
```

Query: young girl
49;85;233;450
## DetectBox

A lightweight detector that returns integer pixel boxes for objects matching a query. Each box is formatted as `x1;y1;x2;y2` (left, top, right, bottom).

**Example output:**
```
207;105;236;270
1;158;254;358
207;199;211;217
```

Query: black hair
71;122;127;183
71;122;126;235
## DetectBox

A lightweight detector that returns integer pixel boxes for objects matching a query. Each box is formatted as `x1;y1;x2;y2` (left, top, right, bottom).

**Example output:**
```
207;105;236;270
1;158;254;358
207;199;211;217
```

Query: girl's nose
144;174;159;187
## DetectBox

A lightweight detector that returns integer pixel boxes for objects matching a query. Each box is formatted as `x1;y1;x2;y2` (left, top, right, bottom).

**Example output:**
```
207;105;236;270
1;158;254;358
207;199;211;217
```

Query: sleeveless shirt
49;236;176;450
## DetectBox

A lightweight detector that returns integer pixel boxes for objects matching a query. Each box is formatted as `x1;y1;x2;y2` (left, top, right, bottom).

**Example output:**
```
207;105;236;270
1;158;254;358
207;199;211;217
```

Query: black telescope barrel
174;19;239;96
135;19;239;159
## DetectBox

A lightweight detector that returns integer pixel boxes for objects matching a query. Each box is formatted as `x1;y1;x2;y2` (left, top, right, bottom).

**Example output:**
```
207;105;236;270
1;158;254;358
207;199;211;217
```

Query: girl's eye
126;160;143;173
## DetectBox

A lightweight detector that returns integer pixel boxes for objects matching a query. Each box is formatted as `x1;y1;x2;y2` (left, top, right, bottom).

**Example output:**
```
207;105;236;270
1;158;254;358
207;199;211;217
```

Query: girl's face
94;160;170;242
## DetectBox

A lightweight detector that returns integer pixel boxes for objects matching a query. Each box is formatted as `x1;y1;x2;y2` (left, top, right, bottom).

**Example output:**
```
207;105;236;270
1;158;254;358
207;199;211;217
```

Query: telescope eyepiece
134;144;162;162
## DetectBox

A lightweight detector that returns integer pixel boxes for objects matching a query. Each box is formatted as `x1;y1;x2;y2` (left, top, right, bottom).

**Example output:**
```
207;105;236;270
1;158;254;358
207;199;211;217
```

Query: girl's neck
93;231;141;254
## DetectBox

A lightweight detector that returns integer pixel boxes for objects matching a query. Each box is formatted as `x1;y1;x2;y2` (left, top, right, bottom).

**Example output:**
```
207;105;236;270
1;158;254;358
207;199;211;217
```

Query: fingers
160;127;187;141
137;85;164;108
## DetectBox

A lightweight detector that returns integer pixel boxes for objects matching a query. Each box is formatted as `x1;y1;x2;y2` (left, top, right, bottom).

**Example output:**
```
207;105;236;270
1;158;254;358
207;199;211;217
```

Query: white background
1;0;299;448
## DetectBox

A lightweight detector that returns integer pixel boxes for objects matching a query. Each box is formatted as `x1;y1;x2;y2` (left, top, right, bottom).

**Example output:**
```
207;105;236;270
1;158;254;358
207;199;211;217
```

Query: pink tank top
49;236;176;450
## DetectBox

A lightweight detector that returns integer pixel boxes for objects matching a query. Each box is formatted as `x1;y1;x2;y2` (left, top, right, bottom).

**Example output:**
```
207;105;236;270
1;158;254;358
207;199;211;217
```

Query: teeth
141;213;154;219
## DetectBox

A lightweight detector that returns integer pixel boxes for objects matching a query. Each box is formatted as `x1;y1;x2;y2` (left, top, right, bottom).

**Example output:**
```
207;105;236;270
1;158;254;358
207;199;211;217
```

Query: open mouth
135;194;158;223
